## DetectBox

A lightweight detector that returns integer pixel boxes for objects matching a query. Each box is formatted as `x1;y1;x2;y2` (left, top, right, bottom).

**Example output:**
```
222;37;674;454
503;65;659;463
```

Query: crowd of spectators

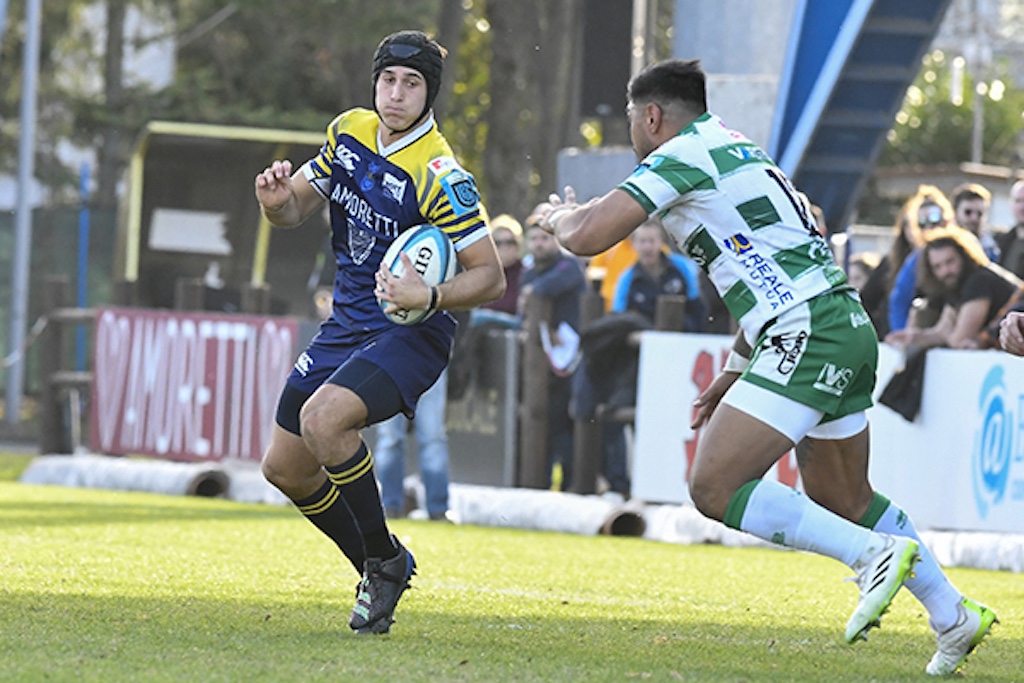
846;181;1024;353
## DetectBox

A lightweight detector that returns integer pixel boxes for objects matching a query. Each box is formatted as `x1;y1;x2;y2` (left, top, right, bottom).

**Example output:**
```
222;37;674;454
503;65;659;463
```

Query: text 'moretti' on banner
89;307;299;463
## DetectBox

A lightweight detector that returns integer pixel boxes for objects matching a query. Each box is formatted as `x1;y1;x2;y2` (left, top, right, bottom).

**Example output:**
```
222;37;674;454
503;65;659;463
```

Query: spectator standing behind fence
886;227;1021;350
373;368;452;521
951;182;999;262
859;198;918;339
846;252;879;294
887;185;956;333
479;214;524;317
995;180;1024;278
519;219;586;490
611;219;704;331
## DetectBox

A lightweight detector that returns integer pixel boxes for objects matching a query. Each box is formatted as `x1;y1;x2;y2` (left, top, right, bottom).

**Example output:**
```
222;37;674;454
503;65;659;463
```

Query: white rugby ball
378;224;457;325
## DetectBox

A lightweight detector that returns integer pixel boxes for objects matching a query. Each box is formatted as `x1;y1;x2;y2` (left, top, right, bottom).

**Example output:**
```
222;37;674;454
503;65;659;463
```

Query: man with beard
887;227;1021;350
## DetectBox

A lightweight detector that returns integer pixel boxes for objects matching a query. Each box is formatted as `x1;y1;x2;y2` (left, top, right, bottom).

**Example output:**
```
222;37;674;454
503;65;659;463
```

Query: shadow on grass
0;590;1015;683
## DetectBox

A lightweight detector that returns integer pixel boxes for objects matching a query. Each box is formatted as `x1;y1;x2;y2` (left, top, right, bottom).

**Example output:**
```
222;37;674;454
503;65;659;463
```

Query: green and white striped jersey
618;112;847;342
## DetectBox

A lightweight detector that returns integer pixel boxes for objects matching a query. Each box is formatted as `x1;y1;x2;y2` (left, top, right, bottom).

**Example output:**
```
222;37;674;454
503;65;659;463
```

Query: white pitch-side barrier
20;454;229;498
17;455;645;537
448;483;647;537
17;454;1024;569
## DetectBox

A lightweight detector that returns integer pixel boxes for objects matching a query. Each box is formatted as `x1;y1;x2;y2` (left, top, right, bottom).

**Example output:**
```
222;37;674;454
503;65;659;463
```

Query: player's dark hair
372;30;446;132
628;58;708;114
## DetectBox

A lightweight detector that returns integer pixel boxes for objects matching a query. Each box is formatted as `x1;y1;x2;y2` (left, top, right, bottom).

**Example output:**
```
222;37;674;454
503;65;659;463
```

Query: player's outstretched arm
540;186;648;257
254;160;323;228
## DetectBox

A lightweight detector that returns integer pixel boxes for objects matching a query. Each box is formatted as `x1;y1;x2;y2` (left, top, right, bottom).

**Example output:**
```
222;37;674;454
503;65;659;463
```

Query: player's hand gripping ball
378;224;457;325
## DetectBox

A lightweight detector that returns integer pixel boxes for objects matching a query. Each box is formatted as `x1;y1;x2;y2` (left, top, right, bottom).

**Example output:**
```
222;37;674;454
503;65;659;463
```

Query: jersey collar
377;112;435;157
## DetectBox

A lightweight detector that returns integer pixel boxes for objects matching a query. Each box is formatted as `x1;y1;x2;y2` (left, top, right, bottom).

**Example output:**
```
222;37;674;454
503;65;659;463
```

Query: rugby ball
378;224;457;325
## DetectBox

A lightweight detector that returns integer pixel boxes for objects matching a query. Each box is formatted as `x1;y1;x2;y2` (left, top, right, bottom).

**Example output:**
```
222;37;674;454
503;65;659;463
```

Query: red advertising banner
89;307;299;463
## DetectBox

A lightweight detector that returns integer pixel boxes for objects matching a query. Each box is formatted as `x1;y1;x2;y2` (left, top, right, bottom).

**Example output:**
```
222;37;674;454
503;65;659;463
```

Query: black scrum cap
372;30;445;124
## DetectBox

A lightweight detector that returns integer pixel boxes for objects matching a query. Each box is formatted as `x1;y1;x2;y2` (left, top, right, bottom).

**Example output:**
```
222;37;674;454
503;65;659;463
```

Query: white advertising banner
633;332;1024;535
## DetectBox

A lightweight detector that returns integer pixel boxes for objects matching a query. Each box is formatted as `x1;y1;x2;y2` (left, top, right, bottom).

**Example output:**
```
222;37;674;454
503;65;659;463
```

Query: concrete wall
674;0;798;149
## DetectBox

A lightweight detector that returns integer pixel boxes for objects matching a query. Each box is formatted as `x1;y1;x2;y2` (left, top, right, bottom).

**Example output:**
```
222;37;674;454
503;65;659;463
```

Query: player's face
627;100;656;160
927;245;963;289
375;66;428;132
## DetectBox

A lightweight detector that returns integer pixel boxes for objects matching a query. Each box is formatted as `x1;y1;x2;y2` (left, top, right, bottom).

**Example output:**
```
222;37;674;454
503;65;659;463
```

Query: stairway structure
770;0;954;231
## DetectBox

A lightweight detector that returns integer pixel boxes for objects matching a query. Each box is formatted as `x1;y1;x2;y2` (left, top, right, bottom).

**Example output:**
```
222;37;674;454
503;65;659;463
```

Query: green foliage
1;0;451;199
880;50;1024;167
441;2;491;189
1;482;1022;682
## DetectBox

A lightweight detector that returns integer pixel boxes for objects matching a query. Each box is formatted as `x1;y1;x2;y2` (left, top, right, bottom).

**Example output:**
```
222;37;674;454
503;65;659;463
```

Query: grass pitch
0;471;1020;681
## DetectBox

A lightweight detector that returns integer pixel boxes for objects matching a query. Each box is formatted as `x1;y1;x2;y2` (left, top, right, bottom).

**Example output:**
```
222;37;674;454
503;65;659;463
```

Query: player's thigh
689;401;795;520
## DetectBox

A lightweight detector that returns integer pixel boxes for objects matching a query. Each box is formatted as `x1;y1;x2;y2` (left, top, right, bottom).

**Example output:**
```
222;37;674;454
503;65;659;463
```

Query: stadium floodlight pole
5;0;42;426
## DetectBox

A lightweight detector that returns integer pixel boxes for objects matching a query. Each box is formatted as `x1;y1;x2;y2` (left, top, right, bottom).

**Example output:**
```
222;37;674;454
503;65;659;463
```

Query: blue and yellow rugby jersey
301;108;489;333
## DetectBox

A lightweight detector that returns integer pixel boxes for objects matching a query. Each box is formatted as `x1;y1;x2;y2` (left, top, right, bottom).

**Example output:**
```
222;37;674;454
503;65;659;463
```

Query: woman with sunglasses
886;185;957;334
253;29;505;635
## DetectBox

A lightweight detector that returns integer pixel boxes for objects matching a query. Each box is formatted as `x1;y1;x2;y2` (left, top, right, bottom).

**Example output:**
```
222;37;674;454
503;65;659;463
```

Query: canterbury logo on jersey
849;310;872;328
294;352;314;376
335;144;360;174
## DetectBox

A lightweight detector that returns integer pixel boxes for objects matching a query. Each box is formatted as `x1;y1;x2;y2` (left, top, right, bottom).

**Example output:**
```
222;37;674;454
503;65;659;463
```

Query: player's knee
261;455;284;488
688;474;728;522
298;399;337;446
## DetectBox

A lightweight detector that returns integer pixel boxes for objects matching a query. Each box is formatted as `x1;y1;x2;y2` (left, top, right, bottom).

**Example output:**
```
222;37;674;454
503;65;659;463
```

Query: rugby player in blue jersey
254;30;504;634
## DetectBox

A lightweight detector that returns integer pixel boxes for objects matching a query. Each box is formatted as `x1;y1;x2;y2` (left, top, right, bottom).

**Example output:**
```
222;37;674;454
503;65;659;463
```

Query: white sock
863;495;962;632
729;479;881;567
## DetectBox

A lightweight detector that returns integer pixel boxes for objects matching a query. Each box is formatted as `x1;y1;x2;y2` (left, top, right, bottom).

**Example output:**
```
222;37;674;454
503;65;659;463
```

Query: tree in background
857;48;1024;225
0;0;591;223
879;49;1024;168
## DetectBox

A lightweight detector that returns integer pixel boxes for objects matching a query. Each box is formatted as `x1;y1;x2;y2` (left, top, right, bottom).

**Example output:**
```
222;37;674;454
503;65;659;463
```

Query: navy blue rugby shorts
277;314;456;433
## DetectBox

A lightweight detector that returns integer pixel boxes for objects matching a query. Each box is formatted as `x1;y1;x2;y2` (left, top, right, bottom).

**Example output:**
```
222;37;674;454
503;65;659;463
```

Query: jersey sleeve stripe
650;156;716;194
619;181;658;214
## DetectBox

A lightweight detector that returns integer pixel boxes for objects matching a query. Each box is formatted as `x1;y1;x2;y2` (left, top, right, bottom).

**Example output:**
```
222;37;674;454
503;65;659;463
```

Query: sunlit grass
0;481;1020;682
